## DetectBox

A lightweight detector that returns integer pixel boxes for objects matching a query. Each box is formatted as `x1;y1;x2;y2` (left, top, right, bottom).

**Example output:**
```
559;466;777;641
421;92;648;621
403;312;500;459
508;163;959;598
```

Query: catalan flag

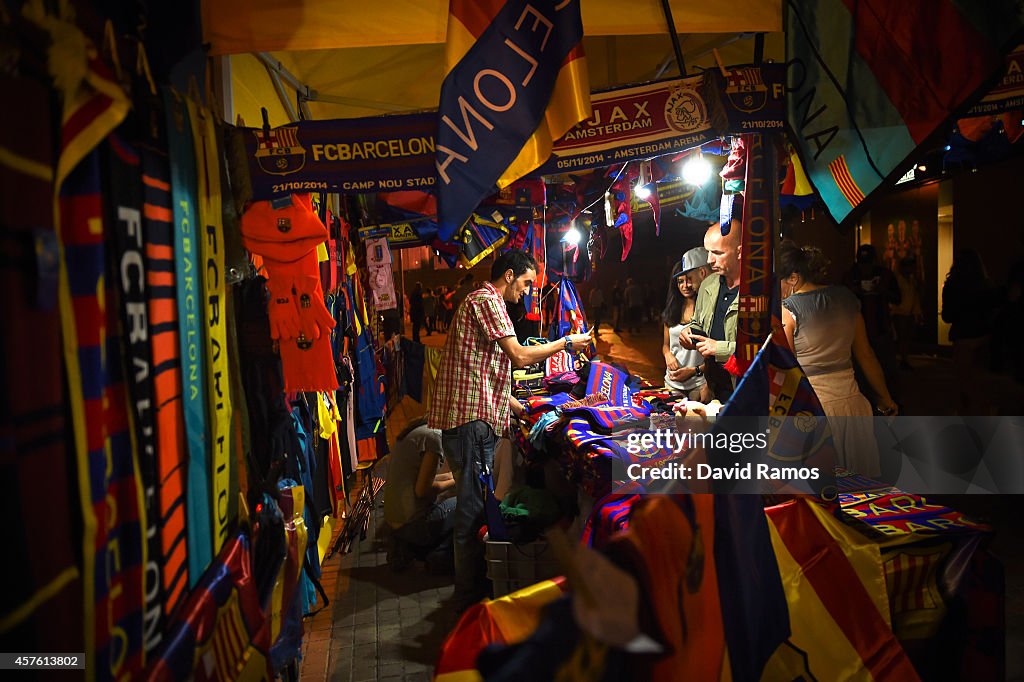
436;0;591;241
786;0;1023;226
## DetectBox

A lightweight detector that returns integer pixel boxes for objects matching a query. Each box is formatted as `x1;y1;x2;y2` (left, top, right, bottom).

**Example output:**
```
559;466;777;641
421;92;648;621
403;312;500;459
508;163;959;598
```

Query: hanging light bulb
634;183;652;200
682;152;712;186
563;226;582;246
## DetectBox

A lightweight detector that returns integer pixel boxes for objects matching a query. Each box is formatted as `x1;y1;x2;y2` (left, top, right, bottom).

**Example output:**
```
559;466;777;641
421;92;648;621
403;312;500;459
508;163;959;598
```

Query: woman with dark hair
779;241;898;476
662;247;710;400
941;249;996;414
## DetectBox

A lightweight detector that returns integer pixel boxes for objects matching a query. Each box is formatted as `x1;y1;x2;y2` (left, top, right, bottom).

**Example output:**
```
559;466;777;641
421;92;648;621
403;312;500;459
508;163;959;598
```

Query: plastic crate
484;534;561;598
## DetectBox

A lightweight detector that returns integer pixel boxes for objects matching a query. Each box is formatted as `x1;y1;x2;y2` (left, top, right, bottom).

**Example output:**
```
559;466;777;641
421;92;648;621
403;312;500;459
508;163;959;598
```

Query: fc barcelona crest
254;126;306;176
725;67;768;114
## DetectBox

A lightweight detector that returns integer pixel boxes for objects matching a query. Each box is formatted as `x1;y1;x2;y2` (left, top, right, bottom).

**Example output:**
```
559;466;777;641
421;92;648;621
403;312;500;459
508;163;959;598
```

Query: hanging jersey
163;87;213;583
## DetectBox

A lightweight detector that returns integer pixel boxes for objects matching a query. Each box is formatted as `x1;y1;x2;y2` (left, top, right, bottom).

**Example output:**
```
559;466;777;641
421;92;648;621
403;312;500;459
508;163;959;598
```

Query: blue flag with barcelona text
786;0;1023;226
436;0;591;240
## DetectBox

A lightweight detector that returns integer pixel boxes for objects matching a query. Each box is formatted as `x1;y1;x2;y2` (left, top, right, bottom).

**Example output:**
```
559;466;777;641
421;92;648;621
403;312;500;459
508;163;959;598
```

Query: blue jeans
442;420;498;605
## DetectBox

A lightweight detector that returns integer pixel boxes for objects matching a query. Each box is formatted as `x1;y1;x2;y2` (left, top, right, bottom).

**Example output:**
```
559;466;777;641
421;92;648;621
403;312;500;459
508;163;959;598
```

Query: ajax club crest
664;86;707;134
254;126;306;176
725;67;768;113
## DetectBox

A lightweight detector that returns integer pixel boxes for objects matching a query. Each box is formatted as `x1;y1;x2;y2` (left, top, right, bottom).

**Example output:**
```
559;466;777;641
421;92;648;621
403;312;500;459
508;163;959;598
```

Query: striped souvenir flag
436;0;591;240
764;497;920;681
434;579;568;682
786;0;1024;226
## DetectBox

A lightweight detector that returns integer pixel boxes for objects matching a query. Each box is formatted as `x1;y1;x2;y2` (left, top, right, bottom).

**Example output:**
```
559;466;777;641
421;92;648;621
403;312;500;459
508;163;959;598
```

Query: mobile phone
689;326;706;338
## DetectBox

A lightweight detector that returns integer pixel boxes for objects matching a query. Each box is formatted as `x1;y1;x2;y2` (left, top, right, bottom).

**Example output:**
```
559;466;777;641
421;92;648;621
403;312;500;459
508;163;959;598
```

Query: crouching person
383;417;456;572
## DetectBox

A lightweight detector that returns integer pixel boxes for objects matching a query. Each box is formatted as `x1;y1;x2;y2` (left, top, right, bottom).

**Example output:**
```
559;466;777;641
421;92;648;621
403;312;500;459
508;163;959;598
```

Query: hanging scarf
163;87;214;583
105;128;165;655
187;97;234;552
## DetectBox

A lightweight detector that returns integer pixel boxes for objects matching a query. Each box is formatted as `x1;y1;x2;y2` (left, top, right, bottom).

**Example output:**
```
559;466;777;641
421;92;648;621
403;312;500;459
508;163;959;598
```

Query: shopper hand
877;399;899;416
666;356;681;372
693;335;718;358
678;327;696;350
668;367;690;382
569;331;593;347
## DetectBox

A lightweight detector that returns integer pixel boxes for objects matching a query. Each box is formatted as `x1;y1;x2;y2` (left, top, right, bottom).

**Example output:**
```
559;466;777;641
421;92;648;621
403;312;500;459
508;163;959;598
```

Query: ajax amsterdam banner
238;65;785;199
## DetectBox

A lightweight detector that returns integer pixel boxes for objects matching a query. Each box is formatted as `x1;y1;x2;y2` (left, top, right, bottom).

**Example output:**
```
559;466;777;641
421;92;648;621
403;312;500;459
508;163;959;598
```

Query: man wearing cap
663;247;711;401
680;209;743;402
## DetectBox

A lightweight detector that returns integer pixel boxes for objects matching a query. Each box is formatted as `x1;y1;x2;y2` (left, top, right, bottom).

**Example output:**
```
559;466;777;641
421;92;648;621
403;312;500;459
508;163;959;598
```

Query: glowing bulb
917;164;927;172
682;155;712;186
634;183;652;200
563;227;582;246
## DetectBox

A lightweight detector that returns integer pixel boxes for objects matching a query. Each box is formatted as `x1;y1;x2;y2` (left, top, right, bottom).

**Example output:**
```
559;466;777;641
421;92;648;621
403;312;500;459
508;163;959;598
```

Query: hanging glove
266;276;302;341
294;273;336;341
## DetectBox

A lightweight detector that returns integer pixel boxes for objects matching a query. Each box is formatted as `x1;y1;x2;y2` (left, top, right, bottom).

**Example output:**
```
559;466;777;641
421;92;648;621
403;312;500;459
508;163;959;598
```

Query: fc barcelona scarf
105;129;165;656
727;133;779;376
187;97;235;553
59;148;147;681
163;87;214;584
139;140;191;621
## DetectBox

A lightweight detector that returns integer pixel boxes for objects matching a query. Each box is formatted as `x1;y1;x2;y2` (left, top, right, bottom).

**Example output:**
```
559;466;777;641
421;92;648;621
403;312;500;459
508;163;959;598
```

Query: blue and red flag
716;332;838;498
436;0;591;240
546;277;587;340
786;0;1024;226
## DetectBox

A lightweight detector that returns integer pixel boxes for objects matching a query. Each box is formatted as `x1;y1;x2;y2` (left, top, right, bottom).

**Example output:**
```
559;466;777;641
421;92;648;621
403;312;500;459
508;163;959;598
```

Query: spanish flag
436;0;591;241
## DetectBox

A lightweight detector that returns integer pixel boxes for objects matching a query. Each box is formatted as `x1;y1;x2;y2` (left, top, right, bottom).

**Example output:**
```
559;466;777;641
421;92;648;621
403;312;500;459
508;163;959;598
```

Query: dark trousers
442;420;498;606
392;497;456;568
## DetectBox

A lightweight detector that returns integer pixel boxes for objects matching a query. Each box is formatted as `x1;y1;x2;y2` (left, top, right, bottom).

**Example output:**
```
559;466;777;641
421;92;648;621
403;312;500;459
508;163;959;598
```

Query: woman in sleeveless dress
779;241;898;476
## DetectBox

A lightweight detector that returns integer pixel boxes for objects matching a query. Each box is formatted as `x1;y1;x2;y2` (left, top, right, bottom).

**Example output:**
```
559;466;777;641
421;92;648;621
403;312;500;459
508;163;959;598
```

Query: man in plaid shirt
428;250;591;609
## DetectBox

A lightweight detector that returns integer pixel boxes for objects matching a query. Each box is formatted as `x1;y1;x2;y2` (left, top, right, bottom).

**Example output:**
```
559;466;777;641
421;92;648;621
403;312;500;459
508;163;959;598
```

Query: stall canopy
203;0;783;124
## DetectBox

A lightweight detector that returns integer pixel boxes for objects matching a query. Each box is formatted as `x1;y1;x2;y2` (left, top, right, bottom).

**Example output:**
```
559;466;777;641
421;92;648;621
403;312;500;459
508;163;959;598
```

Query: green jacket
693;274;739;364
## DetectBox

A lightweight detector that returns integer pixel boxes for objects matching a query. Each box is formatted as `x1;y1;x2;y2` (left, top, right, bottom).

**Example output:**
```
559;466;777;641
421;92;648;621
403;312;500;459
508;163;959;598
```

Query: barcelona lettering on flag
436;0;591;241
786;0;1023;227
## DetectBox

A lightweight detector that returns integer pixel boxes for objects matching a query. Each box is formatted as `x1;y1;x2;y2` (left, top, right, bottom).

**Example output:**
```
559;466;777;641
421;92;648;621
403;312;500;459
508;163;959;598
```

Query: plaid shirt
427;281;515;434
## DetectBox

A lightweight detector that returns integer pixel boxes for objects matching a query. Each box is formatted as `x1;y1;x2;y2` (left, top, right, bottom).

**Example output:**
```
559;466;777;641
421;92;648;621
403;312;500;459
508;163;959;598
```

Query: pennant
786;0;1023;226
436;0;591;240
458;213;510;268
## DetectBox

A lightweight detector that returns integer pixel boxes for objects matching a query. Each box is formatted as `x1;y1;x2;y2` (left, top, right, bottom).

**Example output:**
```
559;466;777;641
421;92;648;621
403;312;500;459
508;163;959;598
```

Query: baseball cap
671;247;709;278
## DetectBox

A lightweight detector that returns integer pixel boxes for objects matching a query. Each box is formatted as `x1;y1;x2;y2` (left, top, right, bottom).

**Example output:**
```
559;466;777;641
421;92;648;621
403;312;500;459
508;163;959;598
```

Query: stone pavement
299;471;462;681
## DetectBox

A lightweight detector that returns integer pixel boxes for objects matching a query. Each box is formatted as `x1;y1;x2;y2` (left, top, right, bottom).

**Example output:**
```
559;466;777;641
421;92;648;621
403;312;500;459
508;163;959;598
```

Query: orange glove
266;276;302;340
295;274;336;340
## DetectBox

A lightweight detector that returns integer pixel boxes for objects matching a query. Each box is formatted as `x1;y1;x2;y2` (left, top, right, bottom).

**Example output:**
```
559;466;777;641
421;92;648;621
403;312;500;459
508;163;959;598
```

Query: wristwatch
564;337;573;351
694;365;703;377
